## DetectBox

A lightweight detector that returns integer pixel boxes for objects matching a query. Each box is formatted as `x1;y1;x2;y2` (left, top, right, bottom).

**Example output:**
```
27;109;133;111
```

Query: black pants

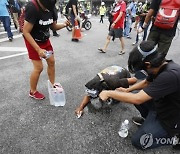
100;15;104;23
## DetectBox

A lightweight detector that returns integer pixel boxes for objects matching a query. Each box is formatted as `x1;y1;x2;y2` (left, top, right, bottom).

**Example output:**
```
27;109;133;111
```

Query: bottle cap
124;119;129;124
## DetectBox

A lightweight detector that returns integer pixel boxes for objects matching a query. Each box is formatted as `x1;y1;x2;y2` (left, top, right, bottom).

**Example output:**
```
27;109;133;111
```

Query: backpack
154;0;180;29
18;0;39;32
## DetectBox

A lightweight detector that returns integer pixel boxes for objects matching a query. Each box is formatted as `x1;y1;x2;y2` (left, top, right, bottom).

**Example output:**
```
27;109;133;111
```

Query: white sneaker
132;42;138;45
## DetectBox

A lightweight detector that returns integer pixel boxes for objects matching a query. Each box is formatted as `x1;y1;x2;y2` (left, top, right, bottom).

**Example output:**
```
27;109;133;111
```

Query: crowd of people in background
0;0;153;43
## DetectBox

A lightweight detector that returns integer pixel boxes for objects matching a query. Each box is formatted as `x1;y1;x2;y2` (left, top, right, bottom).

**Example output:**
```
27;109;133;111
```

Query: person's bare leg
75;95;91;117
30;60;43;93
119;37;125;52
46;55;55;85
72;27;75;39
102;35;111;52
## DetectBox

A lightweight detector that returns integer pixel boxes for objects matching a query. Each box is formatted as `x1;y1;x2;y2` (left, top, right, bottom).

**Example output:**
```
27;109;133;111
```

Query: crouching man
99;40;180;150
75;65;137;118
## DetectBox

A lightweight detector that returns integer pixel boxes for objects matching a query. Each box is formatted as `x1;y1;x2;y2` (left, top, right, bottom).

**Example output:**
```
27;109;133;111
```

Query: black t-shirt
150;0;178;37
25;1;57;42
67;0;78;16
85;66;131;93
143;61;180;135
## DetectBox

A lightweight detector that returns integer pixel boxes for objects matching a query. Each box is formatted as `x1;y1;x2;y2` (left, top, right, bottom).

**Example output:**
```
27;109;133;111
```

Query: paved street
0;16;180;154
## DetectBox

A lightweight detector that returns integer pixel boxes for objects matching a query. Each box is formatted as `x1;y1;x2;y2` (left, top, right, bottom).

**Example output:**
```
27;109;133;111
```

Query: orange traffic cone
73;20;82;39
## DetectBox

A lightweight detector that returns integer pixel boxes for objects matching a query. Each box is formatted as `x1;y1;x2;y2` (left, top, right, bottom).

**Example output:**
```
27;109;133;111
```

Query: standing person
124;0;136;39
138;0;180;57
67;0;81;42
59;3;63;18
8;0;21;30
132;2;151;45
0;0;13;41
99;2;106;23
98;0;126;55
52;2;60;37
99;40;180;150
23;0;69;100
107;3;115;31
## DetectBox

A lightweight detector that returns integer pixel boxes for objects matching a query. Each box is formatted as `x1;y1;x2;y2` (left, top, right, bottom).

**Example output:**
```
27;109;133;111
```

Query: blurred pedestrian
98;0;126;55
0;0;13;41
99;2;106;23
52;2;60;37
23;0;70;100
124;0;136;39
67;0;81;42
138;0;180;56
132;2;151;45
8;0;21;30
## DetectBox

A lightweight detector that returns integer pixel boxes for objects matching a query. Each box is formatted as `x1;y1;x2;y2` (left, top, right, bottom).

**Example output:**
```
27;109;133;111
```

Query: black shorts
108;28;123;38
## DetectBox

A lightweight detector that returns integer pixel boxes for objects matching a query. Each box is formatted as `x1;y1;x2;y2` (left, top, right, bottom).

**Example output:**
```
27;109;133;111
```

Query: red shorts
24;39;53;60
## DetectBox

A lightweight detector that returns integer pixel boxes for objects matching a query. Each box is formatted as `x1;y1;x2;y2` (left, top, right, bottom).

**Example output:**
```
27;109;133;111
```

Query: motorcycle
65;13;92;31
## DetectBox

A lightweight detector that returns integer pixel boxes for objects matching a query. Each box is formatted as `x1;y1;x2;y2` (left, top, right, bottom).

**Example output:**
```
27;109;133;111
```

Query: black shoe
126;36;132;39
9;37;13;42
71;38;79;42
53;33;60;37
132;117;145;126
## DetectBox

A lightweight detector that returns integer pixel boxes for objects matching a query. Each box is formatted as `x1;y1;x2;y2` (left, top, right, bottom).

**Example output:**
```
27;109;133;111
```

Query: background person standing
8;0;21;30
138;0;180;57
124;0;136;39
99;2;106;23
98;0;126;55
0;0;13;41
67;0;81;42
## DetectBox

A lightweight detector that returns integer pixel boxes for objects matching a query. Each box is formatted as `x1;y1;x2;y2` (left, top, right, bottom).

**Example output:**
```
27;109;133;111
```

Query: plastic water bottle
47;80;66;107
42;50;53;59
53;83;66;107
118;119;129;138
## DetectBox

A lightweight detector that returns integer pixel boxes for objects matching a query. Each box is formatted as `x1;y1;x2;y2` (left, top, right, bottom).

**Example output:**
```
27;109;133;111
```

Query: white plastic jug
47;80;66;107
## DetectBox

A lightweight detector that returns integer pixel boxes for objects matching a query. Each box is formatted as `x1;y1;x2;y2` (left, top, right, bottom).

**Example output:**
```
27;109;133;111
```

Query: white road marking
0;47;27;52
0;52;27;60
0;29;17;35
0;25;15;30
0;34;22;43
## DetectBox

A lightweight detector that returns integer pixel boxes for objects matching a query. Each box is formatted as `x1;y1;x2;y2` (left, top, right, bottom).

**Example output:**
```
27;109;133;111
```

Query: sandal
119;51;125;55
75;110;83;119
98;48;106;53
